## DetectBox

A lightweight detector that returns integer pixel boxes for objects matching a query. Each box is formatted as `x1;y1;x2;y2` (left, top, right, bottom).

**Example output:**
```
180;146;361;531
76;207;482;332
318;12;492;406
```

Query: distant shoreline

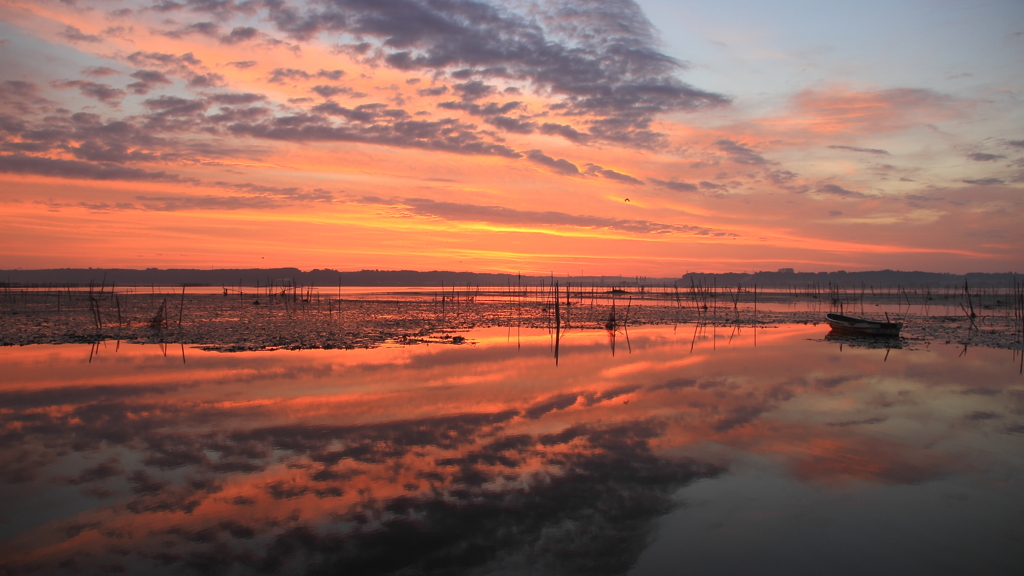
1;268;1020;288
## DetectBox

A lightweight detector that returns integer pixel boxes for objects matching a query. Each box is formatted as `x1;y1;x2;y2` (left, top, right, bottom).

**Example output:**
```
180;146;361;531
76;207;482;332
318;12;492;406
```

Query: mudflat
1;288;1021;352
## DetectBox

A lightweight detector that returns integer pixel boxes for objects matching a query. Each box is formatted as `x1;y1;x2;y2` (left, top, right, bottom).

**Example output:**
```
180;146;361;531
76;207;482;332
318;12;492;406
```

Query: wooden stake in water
554;282;560;365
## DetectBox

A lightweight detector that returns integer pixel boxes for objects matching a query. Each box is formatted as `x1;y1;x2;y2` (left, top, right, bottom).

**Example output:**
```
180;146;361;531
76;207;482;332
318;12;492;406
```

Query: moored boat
825;313;902;337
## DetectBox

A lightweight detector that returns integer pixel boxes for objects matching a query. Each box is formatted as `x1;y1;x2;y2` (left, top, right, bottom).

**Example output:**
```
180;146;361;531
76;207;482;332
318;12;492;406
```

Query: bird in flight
624;198;630;202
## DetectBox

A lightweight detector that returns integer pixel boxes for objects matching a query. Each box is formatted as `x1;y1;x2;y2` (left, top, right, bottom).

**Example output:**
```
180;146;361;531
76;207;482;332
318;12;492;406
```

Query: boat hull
825;313;902;337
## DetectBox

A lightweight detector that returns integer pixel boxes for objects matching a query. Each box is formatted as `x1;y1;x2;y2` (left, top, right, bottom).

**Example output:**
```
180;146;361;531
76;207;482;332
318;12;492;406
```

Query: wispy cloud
649;179;698;192
525;150;579;175
0;154;196;183
789;86;959;134
268;67;345;84
815;183;869;198
966;152;1005;162
962;178;1004;186
715;139;769;165
81;66;120;78
828;145;890;155
60;26;103;44
52;80;126;105
584;164;643;185
355;196;733;236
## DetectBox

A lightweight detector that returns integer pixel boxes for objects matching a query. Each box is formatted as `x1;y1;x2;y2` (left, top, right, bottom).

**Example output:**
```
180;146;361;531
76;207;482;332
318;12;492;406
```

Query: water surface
1;324;1021;574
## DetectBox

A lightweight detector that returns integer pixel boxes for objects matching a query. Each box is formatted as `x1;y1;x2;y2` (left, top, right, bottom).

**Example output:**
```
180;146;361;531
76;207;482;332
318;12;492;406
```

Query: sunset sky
0;0;1021;275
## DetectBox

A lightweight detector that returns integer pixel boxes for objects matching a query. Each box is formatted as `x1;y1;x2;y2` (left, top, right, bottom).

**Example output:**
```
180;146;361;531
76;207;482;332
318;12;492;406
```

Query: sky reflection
0;325;1021;574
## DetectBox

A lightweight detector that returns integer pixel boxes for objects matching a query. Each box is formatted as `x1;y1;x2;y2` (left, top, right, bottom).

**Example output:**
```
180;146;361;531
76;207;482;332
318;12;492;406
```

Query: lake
0;323;1021;575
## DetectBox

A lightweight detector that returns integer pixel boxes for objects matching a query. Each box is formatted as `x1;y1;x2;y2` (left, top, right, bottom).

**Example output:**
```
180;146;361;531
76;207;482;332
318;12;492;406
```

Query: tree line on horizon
1;268;1019;288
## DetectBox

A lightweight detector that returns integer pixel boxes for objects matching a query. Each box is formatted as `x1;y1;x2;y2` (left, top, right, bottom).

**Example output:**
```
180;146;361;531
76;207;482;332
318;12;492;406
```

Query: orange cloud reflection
0;323;1018;573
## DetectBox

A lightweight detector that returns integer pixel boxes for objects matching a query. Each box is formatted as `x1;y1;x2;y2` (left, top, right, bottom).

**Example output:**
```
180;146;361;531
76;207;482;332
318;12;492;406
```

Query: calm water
1;324;1021;575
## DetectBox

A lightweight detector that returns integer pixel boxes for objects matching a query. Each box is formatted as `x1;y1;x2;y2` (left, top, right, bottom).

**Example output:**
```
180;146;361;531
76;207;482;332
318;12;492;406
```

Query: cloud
453;80;495;101
199;104;274;125
82;66;120;77
539;122;591;144
715;139;769;165
437;100;521;118
60;25;103;43
227;112;521;158
392;197;731;236
68;458;124;485
584;164;643;185
207;93;266;106
143;95;210;117
434;100;528;134
188;72;225;88
816;183;868;198
0;80;53;114
127;470;169;495
826;417;887;427
790;86;958;134
161;21;220;39
127;51;201;69
0;1;736;182
52;80;126;105
964;411;1000;421
131;70;171;84
268;68;345;84
134;0;728;148
485;115;535;134
828;144;890;155
0;154;196;183
311;85;354;98
525;149;579;175
311;101;406;121
767;169;801;189
127;69;173;95
228;61;258;69
135;195;285;211
220;182;334;203
649;178;698;192
29;181;332;213
417;85;448;97
3;70;521;166
221;26;259;44
966;152;1005;162
962;178;1004;186
6;97;254;163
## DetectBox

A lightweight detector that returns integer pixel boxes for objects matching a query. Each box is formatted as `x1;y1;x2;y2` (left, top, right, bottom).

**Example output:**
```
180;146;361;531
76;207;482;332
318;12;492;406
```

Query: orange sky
0;0;1022;274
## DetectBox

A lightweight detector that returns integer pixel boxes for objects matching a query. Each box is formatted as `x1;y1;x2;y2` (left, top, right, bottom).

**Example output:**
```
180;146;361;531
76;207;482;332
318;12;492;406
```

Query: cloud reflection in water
0;325;1021;574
